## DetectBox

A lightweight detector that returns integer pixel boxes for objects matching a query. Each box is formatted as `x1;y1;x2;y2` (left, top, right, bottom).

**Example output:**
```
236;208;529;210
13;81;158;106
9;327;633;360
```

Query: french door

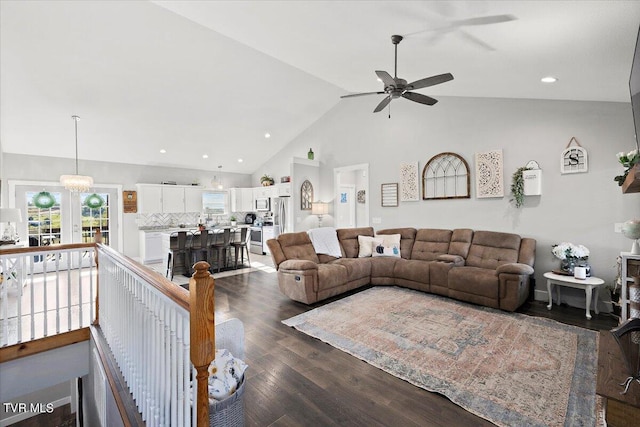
14;183;120;253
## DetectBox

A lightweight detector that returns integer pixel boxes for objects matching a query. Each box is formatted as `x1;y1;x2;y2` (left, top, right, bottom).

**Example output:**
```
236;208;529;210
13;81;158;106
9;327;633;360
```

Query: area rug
282;286;599;427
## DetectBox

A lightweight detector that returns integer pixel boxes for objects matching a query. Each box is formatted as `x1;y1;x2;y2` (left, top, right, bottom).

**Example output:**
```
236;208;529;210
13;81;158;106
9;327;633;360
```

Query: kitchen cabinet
162;186;185;213
184;187;203;213
139;231;164;264
230;188;254;212
275;183;291;197
262;225;276;255
253;186;276;200
137;185;163;214
136;184;204;214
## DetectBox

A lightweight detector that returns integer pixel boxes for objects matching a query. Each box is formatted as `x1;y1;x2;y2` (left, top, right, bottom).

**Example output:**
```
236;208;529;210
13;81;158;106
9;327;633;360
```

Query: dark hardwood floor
213;270;618;427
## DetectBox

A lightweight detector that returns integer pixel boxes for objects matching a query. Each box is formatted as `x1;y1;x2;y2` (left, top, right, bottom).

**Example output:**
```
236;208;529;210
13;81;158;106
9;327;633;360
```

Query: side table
544;271;604;319
596;331;640;426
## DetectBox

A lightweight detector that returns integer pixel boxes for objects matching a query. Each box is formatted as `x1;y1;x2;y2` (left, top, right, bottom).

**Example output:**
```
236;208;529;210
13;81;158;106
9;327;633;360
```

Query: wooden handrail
0;242;95;255
189;261;216;427
96;243;189;311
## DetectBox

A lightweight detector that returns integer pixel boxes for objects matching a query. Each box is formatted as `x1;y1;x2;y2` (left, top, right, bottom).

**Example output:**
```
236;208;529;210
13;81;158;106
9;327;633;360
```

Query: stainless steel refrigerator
272;196;290;234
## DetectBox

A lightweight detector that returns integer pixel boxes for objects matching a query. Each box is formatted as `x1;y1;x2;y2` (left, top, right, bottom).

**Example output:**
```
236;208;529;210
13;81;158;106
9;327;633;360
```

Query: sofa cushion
337;227;375;258
411;229;452;261
332;258;372;281
449;229;474;258
276;232;320;263
377;228;416;259
317;264;349;291
394;259;430;285
448;266;499;299
357;235;383;257
465;230;521;270
370;256;399;283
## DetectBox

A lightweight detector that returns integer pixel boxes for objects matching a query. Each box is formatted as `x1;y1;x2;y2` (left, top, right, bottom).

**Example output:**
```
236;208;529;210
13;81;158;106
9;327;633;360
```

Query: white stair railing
97;244;197;427
0;244;96;347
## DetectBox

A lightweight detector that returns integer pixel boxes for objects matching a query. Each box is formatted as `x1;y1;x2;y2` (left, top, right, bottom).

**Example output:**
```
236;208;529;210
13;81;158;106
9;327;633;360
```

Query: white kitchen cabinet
275;183;291;197
137;185;163;214
162;186;185;213
262;225;276;255
136;184;204;214
253;186;276;199
230;188;254;212
139;231;164;264
184;187;203;213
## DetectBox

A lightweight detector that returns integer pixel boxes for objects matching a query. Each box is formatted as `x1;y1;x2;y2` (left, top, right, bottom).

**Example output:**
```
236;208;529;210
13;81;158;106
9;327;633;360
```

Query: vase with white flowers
614;149;639;186
551;242;591;275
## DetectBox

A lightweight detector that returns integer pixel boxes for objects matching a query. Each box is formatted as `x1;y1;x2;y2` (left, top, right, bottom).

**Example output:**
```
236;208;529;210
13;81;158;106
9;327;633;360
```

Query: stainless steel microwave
255;197;270;211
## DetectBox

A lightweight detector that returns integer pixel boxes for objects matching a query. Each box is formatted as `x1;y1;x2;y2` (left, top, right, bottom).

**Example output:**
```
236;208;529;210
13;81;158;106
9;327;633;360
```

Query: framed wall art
381;183;399;207
400;162;420;201
300;179;313;210
422;152;470;200
475;149;504;198
561;137;588;174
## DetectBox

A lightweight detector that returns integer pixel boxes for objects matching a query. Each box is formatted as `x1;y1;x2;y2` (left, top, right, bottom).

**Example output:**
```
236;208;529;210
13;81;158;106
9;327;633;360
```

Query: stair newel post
189;261;215;427
93;232;102;326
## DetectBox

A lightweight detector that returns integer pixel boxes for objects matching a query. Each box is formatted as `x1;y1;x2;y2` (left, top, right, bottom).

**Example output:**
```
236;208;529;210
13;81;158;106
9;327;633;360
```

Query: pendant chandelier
60;115;93;192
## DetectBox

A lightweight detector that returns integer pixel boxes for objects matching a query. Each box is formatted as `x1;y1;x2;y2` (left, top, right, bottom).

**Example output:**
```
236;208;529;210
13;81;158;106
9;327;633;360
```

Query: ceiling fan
404;14;517;51
340;35;453;113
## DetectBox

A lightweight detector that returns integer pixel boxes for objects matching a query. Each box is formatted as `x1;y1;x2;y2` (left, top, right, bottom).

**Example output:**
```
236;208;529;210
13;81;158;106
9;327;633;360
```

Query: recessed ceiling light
264;132;271;138
238;158;244;163
159;149;166;154
377;78;382;82
541;76;558;83
202;154;209;159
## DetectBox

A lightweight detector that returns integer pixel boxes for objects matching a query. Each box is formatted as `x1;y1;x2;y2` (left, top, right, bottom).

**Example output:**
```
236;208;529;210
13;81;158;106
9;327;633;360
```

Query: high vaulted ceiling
2;1;639;174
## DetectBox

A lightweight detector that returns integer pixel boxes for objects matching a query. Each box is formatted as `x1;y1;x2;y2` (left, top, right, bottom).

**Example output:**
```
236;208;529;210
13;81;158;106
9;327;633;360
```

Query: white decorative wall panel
475;150;504;198
399;162;420;201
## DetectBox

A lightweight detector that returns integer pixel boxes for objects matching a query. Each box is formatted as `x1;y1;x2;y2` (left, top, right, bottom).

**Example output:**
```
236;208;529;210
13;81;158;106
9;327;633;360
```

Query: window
202;191;228;215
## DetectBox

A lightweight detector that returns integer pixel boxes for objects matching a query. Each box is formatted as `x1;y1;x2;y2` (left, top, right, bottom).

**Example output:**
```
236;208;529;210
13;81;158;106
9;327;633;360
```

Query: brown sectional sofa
266;227;535;312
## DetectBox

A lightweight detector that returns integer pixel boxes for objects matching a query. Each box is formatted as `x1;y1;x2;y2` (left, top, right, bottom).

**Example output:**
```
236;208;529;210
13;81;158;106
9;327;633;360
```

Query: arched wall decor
422;152;471;200
300;179;314;210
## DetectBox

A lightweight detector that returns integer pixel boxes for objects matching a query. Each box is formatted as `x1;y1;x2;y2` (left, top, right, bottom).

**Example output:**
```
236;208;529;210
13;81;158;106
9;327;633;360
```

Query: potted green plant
510;166;531;208
230;216;237;226
260;174;274;186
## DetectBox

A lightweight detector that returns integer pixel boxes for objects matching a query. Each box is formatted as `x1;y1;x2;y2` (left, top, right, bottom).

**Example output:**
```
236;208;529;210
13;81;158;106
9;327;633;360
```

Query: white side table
544;272;605;319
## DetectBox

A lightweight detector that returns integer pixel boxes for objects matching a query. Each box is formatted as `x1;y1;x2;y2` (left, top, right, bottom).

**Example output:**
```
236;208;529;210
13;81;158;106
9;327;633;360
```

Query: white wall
257;96;640;303
2;154;253;257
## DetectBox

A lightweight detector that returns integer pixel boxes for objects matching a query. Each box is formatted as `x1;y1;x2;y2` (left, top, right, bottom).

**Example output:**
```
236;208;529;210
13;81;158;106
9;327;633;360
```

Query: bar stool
191;230;212;267
230;227;251;269
166;231;191;280
211;228;232;273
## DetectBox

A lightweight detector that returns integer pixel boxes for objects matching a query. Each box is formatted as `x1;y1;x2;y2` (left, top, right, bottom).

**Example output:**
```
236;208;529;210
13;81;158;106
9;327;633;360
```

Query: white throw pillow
372;234;402;258
357;235;383;257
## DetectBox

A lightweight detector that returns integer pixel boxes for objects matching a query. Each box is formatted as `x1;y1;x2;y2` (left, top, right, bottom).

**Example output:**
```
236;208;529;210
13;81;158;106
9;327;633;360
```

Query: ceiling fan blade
451;14;516;27
375;71;395;87
373;96;392;113
341;91;386;99
458;30;495;51
407;73;454;90
402;92;438;106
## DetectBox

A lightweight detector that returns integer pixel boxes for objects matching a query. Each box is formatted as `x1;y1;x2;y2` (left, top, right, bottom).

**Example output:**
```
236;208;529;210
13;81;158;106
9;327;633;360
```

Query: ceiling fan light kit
341;35;453;114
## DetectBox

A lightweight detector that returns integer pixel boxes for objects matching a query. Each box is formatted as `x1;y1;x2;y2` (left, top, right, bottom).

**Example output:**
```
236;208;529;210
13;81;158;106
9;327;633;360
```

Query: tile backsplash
137;212;200;229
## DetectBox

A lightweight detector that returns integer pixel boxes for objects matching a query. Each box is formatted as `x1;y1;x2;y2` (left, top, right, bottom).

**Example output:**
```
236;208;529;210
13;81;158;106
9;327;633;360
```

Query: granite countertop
141;224;250;235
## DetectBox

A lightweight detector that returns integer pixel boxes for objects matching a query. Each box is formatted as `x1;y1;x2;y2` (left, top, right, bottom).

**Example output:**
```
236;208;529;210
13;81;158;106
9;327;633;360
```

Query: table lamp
311;202;329;227
1;208;23;243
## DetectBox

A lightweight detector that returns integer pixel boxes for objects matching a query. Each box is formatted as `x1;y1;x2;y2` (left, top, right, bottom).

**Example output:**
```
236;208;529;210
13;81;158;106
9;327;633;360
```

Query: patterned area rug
283;287;599;427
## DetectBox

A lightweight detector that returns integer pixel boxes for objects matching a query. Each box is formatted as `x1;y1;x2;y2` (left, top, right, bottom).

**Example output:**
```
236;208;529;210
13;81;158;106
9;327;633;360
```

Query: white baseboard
533;288;613;314
0;396;71;427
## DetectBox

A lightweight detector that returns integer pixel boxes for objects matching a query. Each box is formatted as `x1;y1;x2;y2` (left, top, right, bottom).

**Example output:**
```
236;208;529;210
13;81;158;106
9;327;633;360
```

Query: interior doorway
333;164;369;228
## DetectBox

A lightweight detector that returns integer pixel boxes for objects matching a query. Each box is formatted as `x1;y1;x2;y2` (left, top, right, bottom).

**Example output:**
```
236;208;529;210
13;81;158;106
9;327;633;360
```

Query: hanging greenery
510;166;531;208
32;191;56;209
84;193;105;209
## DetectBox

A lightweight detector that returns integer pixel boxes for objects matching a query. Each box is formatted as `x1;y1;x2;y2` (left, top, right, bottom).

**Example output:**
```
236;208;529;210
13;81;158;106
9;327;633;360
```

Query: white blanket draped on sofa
307;227;342;258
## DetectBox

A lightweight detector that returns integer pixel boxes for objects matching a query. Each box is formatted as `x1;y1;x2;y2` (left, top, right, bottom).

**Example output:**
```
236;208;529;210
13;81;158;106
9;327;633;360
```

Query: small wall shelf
622;163;640;193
